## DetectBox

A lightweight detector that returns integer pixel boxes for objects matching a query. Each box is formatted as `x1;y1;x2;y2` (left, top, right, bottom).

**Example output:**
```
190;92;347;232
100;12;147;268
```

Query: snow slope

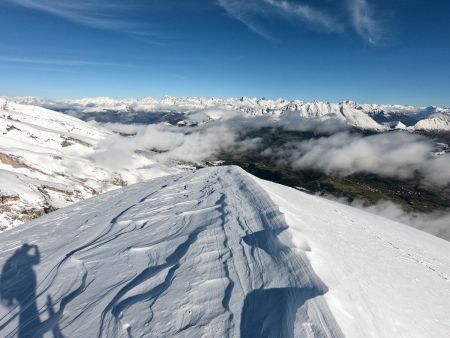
414;112;450;131
257;177;450;338
0;99;176;230
0;166;448;337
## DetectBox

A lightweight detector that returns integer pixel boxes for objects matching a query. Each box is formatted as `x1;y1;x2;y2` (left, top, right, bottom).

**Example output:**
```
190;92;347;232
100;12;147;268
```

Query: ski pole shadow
0;243;65;338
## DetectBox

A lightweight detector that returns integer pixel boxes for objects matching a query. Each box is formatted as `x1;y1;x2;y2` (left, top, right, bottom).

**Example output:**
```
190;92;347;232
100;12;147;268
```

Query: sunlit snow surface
0;166;449;337
0;98;176;230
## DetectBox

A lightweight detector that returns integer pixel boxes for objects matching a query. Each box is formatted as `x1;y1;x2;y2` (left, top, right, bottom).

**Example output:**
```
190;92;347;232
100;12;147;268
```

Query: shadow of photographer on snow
0;243;64;338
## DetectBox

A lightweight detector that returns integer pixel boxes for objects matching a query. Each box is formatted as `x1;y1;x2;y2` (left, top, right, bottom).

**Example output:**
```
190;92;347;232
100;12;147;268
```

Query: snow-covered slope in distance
8;96;450;132
0;166;448;337
413;111;450;131
0;98;176;230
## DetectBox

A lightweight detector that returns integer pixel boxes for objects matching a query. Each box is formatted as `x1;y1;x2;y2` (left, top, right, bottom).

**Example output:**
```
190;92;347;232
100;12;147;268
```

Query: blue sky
0;0;449;106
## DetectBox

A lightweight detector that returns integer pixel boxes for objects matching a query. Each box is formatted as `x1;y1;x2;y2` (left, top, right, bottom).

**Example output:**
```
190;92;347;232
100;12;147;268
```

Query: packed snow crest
0;166;341;337
0;166;449;337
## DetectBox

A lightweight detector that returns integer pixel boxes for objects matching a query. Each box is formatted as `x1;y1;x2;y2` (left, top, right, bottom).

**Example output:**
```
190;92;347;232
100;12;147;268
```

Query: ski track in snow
0;166;343;337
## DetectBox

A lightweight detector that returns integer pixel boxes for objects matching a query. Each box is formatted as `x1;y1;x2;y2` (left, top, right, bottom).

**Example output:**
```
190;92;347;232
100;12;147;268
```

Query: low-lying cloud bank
362;201;450;241
95;115;450;188
321;196;450;241
91;121;259;169
268;131;450;188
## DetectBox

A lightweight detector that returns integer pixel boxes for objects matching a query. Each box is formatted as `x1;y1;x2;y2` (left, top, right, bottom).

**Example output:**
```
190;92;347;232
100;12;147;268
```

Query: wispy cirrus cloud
349;0;383;45
265;0;341;32
6;0;386;45
218;0;385;45
5;0;151;36
218;0;341;40
0;56;135;68
217;0;273;40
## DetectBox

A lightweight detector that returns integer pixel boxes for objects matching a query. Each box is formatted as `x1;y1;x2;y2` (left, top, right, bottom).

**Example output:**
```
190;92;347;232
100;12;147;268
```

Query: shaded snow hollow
0;166;449;337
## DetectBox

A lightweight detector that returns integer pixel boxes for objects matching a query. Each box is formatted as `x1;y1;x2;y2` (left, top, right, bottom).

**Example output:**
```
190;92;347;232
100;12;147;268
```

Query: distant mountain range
5;96;450;132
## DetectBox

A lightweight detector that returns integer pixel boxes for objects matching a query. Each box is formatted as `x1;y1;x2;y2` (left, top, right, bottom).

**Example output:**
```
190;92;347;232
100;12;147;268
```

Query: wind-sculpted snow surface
0;166;343;337
1;167;449;337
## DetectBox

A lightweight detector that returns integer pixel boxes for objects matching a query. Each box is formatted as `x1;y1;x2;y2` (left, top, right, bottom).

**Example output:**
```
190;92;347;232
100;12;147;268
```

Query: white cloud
218;0;384;44
93;121;261;169
323;195;450;241
5;0;148;34
349;0;382;45
0;56;134;68
269;131;450;188
265;0;340;32
7;0;386;44
218;0;341;40
97;115;450;190
359;200;450;241
217;0;275;40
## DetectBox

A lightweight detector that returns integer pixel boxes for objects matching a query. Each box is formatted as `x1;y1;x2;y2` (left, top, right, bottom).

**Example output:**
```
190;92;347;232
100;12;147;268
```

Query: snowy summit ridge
0;166;449;337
